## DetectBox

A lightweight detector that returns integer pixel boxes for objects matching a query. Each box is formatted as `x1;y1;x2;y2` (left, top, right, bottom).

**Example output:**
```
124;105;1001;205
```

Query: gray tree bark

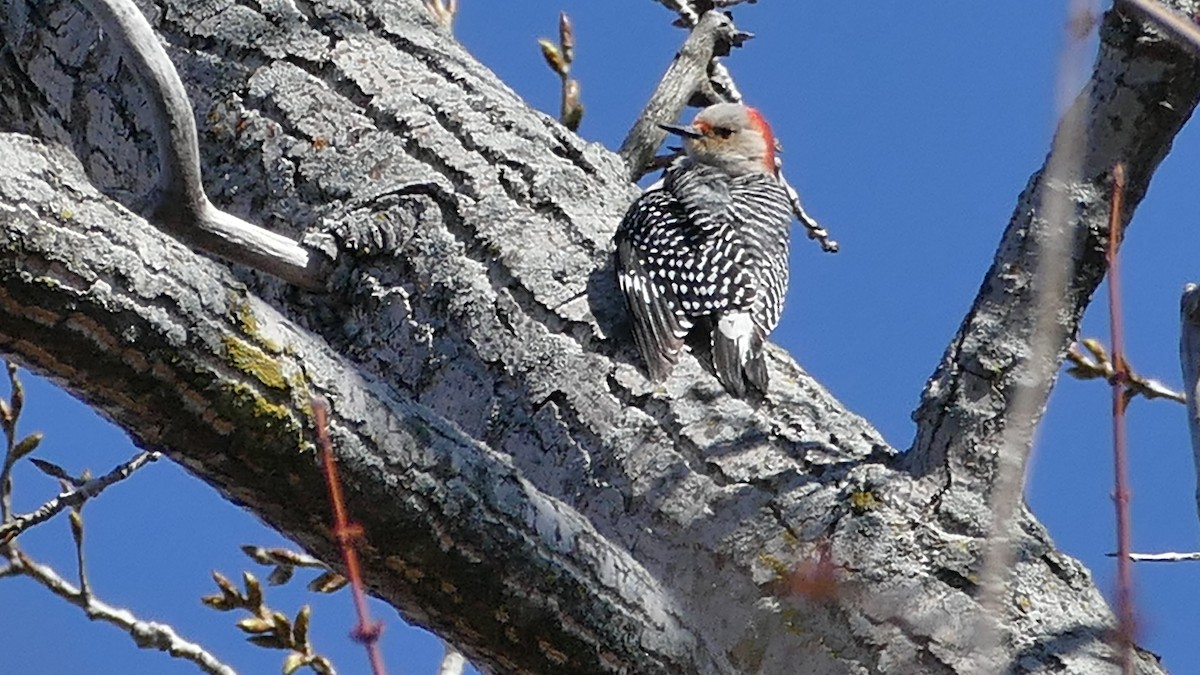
1;0;1197;673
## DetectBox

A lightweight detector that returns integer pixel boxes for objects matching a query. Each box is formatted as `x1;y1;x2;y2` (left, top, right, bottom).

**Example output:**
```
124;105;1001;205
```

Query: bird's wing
615;191;694;382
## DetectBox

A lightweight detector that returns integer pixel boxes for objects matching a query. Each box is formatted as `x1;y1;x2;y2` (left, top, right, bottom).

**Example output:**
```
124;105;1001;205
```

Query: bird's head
659;103;777;176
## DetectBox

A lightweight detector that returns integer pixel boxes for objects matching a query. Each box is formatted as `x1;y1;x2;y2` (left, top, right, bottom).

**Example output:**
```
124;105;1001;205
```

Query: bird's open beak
658;122;703;139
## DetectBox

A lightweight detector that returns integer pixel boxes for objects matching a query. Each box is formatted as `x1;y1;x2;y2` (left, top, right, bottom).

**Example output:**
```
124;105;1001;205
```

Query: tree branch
0;450;160;544
0;133;695;673
1119;0;1200;56
619;11;750;179
78;0;327;289
907;2;1200;510
7;547;237;675
1;1;1192;672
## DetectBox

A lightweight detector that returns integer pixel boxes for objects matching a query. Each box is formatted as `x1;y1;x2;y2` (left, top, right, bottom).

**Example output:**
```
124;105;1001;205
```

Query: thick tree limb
1119;0;1200;56
0;0;1194;673
908;1;1200;524
0;134;695;673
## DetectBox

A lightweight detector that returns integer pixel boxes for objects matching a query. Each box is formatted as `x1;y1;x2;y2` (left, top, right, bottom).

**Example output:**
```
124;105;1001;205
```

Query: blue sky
5;2;1200;673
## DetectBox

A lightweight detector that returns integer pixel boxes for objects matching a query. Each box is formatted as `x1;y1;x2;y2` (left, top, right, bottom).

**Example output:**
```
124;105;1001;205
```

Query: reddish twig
1106;162;1136;673
311;398;387;675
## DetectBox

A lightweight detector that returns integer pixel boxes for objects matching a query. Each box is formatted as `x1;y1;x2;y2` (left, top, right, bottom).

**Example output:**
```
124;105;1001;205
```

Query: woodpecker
615;103;793;397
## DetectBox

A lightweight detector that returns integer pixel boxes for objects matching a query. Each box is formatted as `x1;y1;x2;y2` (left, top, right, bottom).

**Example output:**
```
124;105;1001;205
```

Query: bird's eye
712;126;734;139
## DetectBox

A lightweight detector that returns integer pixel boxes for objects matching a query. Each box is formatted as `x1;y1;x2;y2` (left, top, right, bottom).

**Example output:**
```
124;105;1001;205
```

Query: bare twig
242;545;327;570
311;398;386;675
655;1;746;102
777;161;838;253
1;361;25;522
1118;0;1200;57
9;548;237;675
538;12;584;131
1066;339;1186;404
240;544;347;590
1124;551;1200;562
202;570;335;674
619;11;751;179
0;451;160;544
79;0;327;288
1106;163;1137;675
69;507;91;600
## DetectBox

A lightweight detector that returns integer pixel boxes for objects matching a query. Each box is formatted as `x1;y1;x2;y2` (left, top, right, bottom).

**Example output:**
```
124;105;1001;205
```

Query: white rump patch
718;312;755;359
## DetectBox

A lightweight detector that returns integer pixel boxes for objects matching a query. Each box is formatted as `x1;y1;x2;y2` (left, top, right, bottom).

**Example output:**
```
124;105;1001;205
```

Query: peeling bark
1;1;1196;673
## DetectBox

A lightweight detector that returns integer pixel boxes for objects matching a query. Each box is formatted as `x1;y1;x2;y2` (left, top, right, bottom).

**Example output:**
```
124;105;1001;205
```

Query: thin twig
1065;340;1186;404
776;160;838;253
8;548;237;675
79;0;327;288
1;361;24;522
71;508;91;600
311;398;387;675
657;1;746;103
538;12;584;131
0;451;160;544
1124;551;1200;562
1118;0;1200;57
1107;162;1136;675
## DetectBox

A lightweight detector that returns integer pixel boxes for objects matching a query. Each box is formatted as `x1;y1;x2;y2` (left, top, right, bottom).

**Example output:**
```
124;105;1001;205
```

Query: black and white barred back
615;161;793;396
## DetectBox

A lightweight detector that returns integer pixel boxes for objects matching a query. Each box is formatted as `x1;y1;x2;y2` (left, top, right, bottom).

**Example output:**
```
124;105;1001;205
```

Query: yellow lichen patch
229;295;285;354
537;638;569;665
231;296;259;334
849;489;879;514
218;380;300;448
223;335;288;391
781;529;800;548
757;553;790;581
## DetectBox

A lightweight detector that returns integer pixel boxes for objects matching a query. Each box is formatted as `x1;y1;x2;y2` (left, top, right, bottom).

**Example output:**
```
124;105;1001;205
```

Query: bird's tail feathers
712;313;768;397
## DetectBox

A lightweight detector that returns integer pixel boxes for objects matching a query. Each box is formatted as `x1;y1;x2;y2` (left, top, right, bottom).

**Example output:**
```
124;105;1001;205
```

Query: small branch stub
619;10;751;180
80;0;328;288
